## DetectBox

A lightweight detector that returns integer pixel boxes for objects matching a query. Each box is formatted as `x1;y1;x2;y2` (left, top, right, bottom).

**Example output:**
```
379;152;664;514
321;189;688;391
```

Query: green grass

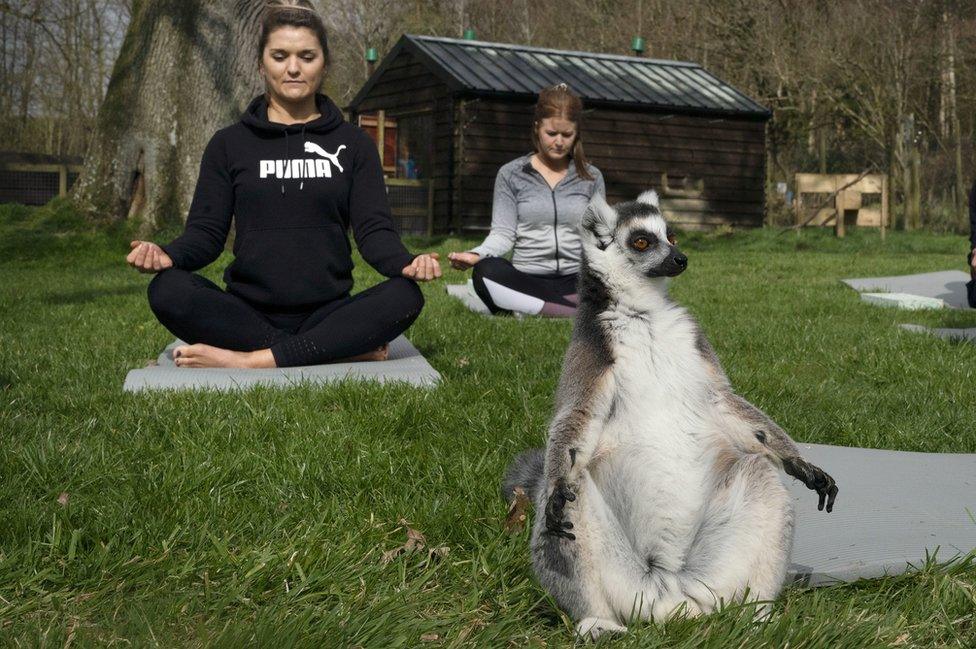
1;202;975;647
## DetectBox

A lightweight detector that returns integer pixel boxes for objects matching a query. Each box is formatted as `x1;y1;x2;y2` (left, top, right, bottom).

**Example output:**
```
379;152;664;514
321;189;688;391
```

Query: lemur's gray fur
503;191;837;640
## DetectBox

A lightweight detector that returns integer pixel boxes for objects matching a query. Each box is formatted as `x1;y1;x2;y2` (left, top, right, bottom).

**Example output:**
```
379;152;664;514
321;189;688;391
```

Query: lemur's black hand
784;457;838;512
545;480;577;540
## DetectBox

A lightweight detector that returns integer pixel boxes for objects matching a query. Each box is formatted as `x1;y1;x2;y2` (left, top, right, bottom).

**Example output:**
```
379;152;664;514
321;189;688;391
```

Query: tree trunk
74;0;265;228
944;14;966;227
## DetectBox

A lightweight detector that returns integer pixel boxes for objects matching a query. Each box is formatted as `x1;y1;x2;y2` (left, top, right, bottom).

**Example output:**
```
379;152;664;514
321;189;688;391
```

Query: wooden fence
795;172;889;238
0;157;83;205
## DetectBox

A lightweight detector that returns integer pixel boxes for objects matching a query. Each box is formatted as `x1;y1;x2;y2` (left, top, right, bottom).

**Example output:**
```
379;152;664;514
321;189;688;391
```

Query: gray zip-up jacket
470;154;605;275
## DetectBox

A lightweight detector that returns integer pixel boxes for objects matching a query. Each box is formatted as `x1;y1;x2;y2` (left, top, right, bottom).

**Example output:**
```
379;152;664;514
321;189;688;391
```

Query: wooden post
794;173;803;225
426;179;434;237
453;101;465;233
911;149;922;228
376;109;385;164
880;174;888;242
58;165;68;197
834;184;846;238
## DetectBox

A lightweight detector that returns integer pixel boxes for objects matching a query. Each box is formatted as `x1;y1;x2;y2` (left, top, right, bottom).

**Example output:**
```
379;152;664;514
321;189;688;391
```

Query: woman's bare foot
339;344;389;363
173;344;276;369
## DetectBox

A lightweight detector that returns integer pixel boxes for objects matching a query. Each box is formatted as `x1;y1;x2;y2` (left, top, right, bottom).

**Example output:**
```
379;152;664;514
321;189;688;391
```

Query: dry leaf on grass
503;487;531;534
381;520;450;565
420;632;440;642
892;633;910;646
57;492;70;507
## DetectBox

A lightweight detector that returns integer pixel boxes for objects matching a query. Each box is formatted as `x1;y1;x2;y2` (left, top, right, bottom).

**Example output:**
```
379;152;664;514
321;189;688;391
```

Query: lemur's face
614;201;687;277
581;190;688;278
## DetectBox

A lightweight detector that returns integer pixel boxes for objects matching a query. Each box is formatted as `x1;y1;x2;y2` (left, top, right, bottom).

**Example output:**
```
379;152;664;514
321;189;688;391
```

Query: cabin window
394;113;433;180
358;112;398;175
359;111;433;179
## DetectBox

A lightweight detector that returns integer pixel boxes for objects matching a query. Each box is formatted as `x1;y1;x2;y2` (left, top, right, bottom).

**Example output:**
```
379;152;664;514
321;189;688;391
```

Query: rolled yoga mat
899;324;976;343
785;443;976;586
123;335;440;392
446;281;491;315
842;270;971;309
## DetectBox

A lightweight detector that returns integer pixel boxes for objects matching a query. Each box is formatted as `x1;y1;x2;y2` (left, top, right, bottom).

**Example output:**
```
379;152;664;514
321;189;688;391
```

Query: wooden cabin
348;35;771;235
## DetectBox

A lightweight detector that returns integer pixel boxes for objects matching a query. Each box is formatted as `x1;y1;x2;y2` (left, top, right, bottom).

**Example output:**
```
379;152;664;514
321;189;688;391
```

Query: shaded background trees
0;0;130;157
2;0;974;231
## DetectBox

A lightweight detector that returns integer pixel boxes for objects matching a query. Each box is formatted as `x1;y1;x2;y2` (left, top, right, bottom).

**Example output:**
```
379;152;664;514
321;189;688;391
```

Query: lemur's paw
784;457;838;512
544;480;577;540
576;617;627;641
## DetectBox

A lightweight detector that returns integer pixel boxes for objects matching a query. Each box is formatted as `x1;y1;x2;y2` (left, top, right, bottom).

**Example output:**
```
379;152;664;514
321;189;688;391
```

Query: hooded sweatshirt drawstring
300;123;307;191
282;129;289;195
281;123;311;193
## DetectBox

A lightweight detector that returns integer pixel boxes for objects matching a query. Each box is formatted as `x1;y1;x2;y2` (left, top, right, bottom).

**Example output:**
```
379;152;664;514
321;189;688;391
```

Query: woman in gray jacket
448;84;604;317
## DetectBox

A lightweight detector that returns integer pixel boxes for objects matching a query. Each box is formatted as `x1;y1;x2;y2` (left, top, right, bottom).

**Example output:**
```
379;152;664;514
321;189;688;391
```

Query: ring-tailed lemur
502;191;838;640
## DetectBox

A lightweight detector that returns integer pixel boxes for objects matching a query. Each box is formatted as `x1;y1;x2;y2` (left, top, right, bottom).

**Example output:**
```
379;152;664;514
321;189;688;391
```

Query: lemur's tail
501;448;544;502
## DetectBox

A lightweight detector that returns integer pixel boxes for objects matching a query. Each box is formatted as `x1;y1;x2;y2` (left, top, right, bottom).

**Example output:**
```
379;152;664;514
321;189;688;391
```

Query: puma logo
304;142;346;173
258;142;347;180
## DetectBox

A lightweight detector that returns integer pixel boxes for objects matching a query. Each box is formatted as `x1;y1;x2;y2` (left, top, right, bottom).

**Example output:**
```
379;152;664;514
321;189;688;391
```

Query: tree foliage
4;0;975;229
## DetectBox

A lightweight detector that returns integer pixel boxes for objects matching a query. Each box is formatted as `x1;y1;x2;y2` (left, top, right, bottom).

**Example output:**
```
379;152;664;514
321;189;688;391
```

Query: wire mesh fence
0;157;84;206
386;179;432;236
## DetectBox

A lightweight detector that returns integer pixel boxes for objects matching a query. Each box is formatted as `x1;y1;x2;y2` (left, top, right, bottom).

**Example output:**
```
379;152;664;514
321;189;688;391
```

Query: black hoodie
969;180;976;249
162;94;416;309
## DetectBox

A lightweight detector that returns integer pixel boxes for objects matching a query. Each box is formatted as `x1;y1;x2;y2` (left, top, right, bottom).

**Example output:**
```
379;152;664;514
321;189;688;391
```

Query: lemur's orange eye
667;232;677;245
632;237;650;251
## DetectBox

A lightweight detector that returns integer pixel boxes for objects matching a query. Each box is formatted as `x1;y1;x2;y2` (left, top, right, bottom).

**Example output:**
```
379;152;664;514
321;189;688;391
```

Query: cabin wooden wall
456;98;767;231
455;98;535;231
350;49;455;233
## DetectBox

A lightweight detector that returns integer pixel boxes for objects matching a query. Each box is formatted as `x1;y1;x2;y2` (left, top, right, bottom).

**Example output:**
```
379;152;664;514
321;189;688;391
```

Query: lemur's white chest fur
589;259;719;567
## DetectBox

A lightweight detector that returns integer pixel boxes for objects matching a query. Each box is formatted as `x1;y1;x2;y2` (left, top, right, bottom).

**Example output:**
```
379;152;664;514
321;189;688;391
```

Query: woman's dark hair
258;1;329;66
530;83;593;180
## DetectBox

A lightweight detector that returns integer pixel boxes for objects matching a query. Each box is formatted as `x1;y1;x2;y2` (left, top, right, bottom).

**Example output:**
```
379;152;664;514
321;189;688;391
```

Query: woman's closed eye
271;52;318;62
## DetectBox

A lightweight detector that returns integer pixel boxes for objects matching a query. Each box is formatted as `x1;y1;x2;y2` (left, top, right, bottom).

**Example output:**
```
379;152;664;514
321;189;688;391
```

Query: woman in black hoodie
126;3;441;368
968;180;976;307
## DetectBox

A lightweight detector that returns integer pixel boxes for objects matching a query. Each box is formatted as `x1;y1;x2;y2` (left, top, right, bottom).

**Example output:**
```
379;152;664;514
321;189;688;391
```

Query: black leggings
471;257;578;317
147;269;424;367
968;250;976;308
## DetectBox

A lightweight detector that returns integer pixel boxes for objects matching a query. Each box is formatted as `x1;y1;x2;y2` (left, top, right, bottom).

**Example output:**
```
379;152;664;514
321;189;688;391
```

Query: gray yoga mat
842;270;971;309
899;323;976;343
446;281;491;315
786;443;976;586
123;335;440;392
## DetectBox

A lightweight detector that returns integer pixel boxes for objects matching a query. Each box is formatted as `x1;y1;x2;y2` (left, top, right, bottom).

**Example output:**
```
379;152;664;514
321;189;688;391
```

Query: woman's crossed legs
471;257;578;317
147;269;424;367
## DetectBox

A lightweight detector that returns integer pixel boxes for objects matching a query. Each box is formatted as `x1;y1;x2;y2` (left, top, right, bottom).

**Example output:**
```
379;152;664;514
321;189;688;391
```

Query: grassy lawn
1;200;975;647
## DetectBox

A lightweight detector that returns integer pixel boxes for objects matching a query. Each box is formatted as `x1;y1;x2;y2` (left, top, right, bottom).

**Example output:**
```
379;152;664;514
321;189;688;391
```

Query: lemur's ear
636;189;660;208
580;194;617;250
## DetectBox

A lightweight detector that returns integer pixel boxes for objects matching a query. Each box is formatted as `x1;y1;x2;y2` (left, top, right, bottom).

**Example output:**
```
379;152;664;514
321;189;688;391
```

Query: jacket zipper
551;188;560;274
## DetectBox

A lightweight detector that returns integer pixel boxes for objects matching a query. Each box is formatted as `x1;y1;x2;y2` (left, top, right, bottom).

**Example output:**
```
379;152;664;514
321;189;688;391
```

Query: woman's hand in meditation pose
402;253;442;281
447;251;480;271
126;241;173;273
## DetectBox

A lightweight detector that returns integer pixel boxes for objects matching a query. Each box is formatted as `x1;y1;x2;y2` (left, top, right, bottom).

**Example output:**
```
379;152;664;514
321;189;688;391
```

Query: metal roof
350;35;770;119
